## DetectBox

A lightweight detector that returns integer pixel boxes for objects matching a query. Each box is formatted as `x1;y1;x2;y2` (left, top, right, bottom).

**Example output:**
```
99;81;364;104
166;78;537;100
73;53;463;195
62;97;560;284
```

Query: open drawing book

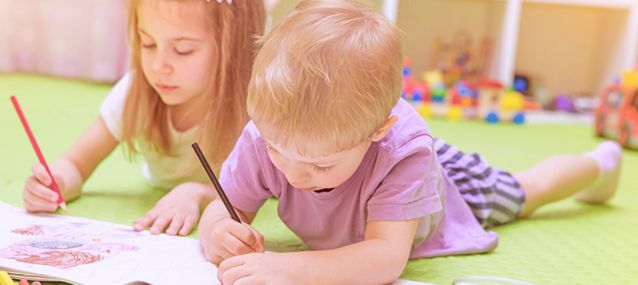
0;201;431;285
0;201;218;285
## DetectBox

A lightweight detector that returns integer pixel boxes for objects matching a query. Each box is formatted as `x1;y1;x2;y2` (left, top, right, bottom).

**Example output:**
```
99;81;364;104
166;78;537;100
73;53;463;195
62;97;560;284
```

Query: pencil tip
59;202;68;211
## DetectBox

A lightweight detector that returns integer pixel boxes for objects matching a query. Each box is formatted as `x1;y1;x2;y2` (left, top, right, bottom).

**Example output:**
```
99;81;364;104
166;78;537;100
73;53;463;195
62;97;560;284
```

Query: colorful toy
417;83;476;121
595;86;625;138
618;90;638;148
401;57;430;103
432;30;483;84
477;80;525;125
477;80;502;120
402;44;527;124
595;69;638;150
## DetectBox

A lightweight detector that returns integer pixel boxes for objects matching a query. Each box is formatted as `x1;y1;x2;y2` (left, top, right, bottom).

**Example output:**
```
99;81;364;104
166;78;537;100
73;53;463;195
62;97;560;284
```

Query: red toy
617;90;638;148
595;85;638;149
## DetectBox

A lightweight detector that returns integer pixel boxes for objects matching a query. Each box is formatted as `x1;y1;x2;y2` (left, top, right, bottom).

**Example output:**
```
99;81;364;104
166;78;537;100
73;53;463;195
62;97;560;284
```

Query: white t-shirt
100;73;207;189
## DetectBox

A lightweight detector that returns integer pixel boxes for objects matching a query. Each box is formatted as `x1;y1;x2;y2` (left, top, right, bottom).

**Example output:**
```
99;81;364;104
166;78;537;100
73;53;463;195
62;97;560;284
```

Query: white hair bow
206;0;232;4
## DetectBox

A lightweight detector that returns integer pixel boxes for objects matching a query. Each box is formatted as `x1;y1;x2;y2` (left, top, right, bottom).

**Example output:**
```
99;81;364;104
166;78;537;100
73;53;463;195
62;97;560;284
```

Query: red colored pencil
10;95;67;211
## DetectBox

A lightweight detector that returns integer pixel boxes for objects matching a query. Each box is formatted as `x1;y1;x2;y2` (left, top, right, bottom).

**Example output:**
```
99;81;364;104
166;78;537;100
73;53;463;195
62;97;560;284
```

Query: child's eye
313;165;334;173
175;49;194;56
141;43;156;49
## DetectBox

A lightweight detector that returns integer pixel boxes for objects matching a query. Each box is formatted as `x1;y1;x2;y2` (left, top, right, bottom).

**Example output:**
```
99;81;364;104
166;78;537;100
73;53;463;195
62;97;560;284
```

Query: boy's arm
218;218;419;285
295;219;419;285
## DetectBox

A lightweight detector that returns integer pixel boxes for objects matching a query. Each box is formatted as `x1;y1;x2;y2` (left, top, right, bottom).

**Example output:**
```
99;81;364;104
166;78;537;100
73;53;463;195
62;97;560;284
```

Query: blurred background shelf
376;0;638;98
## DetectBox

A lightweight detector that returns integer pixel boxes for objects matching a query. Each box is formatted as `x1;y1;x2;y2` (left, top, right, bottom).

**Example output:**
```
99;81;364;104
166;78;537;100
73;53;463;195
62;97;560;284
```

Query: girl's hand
133;182;214;236
217;252;303;285
199;201;265;265
23;160;82;212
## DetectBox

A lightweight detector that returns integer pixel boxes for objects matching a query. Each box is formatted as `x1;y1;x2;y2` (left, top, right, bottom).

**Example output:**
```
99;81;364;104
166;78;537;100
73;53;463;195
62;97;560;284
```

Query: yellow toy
0;271;14;285
477;83;526;125
621;70;638;89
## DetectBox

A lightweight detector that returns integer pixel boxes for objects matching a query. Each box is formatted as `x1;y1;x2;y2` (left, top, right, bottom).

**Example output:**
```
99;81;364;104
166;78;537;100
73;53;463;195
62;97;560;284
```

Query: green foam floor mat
1;74;636;284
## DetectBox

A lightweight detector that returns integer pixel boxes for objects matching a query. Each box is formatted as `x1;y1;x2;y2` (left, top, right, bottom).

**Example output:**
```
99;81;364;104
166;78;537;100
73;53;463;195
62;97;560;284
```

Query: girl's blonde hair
124;0;264;171
248;0;402;155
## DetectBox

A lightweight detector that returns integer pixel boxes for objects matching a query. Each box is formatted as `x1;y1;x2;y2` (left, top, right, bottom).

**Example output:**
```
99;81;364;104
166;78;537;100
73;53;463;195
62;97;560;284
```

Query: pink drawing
0;223;140;269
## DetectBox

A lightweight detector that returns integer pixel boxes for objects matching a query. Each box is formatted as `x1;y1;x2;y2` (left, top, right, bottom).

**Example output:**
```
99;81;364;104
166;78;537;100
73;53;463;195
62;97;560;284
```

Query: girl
22;0;265;236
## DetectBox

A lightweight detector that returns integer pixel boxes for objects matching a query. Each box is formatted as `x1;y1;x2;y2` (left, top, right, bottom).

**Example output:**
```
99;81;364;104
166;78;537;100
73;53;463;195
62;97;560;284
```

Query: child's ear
371;115;398;142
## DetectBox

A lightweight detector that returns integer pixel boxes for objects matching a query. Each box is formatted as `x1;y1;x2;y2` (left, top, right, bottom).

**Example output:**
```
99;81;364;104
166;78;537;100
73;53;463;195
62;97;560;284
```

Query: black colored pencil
191;142;241;223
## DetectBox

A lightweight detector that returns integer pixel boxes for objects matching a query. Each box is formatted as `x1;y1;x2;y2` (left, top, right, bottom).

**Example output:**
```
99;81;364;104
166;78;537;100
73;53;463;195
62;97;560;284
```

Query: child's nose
151;53;173;75
286;163;311;186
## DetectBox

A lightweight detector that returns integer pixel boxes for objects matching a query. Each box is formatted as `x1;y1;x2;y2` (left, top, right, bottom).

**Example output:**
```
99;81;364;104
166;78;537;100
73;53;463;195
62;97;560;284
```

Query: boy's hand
201;218;265;265
133;182;214;236
217;252;302;285
23;162;80;212
199;206;265;265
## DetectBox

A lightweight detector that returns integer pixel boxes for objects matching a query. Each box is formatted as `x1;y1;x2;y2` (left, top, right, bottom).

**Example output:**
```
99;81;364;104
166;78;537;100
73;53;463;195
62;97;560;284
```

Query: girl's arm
218;218;419;285
65;116;117;175
61;116;118;197
24;117;117;211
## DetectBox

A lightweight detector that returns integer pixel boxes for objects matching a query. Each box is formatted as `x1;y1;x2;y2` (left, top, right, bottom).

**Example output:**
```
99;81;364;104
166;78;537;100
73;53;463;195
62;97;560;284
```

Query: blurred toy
594;85;629;139
452;81;478;118
617;90;638;149
447;105;464;121
546;93;595;114
430;30;494;86
498;90;526;124
477;80;502;120
402;57;459;121
595;86;625;138
403;43;522;124
551;95;577;112
401;57;430;103
419;87;452;119
417;81;479;122
621;69;638;89
423;70;445;89
513;73;530;96
618;70;638;149
573;96;597;114
595;69;638;150
477;80;525;125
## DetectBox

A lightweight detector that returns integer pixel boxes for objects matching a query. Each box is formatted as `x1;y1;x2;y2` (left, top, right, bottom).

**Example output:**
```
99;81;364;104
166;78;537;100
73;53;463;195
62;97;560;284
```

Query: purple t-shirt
220;99;498;258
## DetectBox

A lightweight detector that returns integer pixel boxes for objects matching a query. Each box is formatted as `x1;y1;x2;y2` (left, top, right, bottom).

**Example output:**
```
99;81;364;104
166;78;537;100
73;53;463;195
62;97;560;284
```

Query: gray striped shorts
434;139;526;228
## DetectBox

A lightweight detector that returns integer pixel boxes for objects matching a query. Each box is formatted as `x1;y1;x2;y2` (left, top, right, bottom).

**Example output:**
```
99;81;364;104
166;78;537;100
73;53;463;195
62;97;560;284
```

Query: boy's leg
515;141;622;217
435;139;526;227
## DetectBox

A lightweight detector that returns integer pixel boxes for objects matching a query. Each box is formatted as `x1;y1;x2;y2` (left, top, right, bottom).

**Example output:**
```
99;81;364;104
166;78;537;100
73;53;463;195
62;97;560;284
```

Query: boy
198;1;622;284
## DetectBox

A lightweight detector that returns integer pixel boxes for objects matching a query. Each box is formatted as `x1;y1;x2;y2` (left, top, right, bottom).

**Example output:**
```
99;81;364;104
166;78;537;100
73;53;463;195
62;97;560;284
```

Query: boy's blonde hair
124;0;264;171
248;0;403;155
